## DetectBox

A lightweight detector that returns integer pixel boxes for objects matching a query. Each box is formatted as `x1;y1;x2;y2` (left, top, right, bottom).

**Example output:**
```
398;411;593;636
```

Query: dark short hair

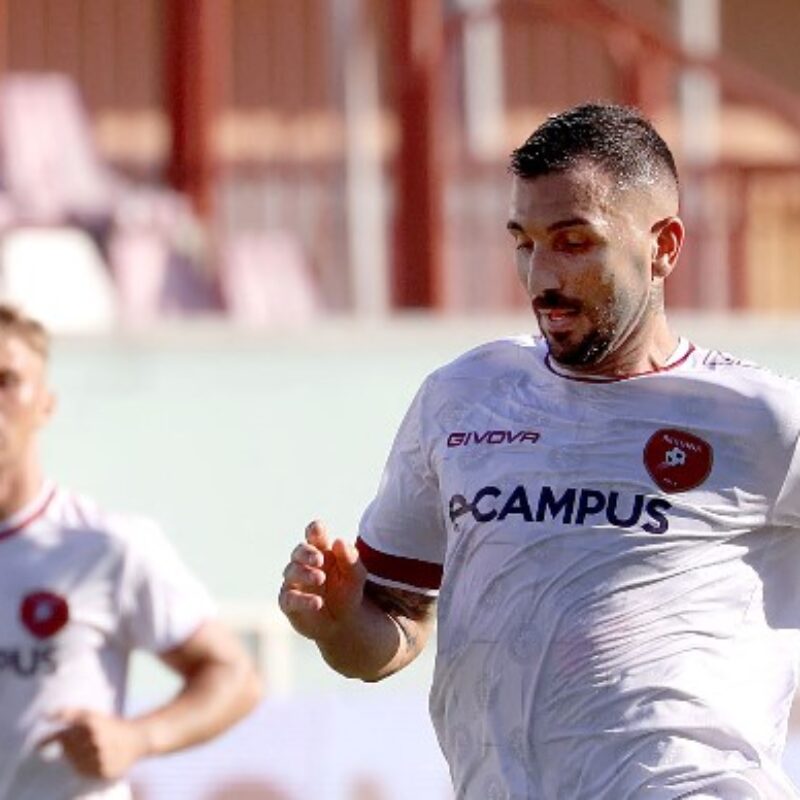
509;103;679;191
0;303;49;359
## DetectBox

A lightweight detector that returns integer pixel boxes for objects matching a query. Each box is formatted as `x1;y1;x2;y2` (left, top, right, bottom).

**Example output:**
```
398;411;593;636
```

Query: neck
0;458;45;521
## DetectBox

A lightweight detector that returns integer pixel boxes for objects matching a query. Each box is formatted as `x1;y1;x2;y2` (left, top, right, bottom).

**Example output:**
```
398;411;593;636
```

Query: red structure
390;0;445;310
0;0;799;314
164;0;230;220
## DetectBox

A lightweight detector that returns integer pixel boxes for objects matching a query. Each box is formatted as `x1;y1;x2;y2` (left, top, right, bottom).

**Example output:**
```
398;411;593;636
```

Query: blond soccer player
0;304;261;800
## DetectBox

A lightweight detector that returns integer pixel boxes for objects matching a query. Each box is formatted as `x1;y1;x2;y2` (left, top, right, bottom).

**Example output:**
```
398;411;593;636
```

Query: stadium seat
0;227;117;332
0;73;117;226
220;231;319;326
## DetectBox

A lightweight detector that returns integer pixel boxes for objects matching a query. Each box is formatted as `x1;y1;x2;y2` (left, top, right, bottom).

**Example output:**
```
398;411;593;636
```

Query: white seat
0;73;117;224
220;231;319;326
0;227;117;332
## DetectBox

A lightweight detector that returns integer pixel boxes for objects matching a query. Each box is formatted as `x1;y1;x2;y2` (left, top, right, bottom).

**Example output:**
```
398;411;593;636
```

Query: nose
518;247;562;297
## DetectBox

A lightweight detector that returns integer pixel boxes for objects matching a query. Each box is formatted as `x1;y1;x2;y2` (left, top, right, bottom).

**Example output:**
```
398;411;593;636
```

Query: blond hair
0;304;50;359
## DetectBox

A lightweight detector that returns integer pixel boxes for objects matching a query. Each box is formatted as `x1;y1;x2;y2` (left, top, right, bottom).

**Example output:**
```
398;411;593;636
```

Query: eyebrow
506;217;592;233
506;217;593;234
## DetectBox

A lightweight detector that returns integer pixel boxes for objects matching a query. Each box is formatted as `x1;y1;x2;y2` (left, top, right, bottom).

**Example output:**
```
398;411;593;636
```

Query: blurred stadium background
1;0;799;797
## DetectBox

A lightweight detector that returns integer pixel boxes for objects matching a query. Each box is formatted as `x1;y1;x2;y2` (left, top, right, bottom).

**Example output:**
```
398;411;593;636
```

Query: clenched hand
39;708;150;780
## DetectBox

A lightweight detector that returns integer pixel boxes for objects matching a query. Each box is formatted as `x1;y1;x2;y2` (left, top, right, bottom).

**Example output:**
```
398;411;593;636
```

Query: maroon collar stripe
544;343;696;383
0;486;57;543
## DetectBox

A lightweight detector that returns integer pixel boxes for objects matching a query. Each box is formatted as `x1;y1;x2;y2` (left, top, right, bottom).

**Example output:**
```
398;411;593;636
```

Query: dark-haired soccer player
280;104;800;798
0;304;261;800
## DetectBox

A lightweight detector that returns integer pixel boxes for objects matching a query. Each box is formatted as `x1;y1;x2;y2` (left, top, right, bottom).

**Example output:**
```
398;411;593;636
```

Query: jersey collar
544;338;695;383
0;480;56;543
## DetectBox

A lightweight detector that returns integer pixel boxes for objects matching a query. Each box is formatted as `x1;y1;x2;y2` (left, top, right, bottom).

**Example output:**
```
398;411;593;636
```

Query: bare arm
316;581;436;681
42;620;262;780
132;618;262;755
279;521;437;681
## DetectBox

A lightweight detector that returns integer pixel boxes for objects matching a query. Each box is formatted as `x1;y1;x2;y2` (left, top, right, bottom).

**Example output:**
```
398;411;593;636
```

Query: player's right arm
279;520;436;681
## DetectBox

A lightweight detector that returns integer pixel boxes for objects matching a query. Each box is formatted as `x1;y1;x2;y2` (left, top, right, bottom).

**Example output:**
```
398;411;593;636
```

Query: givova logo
447;430;540;447
448;484;672;534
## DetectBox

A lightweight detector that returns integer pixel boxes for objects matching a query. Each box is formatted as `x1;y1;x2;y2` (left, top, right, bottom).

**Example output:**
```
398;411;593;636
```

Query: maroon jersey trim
0;486;56;543
544;343;696;383
356;537;443;591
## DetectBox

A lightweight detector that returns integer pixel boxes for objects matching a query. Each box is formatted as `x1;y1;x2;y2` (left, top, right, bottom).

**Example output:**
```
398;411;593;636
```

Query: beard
545;325;614;366
537;282;646;368
538;294;618;367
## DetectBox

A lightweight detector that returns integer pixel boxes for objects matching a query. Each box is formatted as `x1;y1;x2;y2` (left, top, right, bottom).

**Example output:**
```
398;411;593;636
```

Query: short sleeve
357;378;446;596
773;430;800;528
118;518;217;653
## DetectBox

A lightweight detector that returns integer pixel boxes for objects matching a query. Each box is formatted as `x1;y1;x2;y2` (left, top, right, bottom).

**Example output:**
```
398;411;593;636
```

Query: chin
547;332;611;367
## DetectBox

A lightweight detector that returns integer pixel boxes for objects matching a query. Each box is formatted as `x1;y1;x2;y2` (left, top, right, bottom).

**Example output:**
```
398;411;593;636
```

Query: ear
36;388;56;427
651;216;685;281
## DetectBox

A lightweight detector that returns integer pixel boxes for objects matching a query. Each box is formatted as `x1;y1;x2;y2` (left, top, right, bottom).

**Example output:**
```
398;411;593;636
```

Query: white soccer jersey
0;483;216;800
357;336;800;799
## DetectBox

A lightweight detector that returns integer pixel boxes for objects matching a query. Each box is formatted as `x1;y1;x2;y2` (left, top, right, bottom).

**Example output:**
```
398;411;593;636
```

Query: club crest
20;590;69;639
644;428;713;493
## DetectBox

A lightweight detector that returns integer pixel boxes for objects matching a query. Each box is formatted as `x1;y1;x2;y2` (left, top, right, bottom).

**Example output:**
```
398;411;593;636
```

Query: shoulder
686;343;799;391
46;486;167;558
424;334;543;388
681;344;800;433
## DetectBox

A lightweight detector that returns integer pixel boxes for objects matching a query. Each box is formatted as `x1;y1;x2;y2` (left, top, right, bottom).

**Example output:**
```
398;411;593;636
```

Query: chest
0;539;123;679
430;383;776;540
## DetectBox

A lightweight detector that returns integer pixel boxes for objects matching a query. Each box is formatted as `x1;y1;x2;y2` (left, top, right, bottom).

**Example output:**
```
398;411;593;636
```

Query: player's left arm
42;619;261;780
360;580;437;678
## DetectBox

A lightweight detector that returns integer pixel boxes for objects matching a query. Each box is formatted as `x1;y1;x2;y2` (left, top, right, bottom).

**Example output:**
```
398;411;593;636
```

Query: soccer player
280;103;800;798
0;305;261;799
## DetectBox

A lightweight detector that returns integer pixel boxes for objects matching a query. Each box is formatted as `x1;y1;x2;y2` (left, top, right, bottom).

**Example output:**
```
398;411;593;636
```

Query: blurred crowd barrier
1;1;800;325
128;689;800;800
130;692;452;800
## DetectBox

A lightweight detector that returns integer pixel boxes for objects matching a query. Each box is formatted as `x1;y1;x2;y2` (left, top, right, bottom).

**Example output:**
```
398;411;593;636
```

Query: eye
554;230;592;252
0;370;20;389
512;234;533;252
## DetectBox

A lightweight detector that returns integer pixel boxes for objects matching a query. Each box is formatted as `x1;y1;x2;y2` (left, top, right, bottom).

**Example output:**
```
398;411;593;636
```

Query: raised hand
278;520;367;642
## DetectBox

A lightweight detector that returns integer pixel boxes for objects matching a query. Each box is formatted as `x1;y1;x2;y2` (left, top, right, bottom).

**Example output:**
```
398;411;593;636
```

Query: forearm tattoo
364;582;436;654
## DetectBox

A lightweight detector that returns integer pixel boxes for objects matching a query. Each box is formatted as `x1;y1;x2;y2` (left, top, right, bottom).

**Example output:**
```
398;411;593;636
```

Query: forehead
0;333;45;372
509;166;620;227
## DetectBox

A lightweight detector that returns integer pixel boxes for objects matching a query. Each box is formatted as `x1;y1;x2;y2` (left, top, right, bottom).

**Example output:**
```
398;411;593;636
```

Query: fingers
37;711;100;776
37;709;91;749
332;538;359;567
332;539;367;585
279;521;365;636
279;588;324;615
305;520;331;551
291;541;324;569
282;560;325;589
282;537;361;591
283;537;328;590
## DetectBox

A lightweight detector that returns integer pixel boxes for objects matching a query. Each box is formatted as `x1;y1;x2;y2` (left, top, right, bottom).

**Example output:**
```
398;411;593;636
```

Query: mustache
532;291;582;313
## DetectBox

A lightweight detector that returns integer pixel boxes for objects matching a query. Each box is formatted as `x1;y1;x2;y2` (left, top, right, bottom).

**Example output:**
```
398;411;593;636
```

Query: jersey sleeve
357;378;446;596
118;517;217;654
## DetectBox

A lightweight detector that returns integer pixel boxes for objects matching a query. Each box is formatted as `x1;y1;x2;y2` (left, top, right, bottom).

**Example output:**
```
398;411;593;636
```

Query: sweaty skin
507;162;684;377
